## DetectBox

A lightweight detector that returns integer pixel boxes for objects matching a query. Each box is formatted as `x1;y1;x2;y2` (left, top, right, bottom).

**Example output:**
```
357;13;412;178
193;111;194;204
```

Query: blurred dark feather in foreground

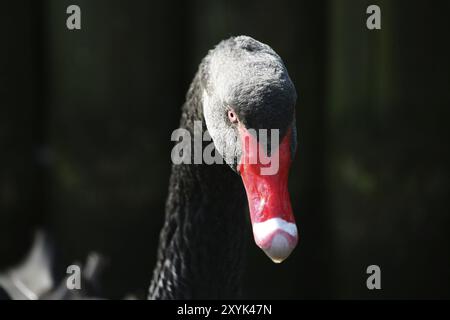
0;231;107;300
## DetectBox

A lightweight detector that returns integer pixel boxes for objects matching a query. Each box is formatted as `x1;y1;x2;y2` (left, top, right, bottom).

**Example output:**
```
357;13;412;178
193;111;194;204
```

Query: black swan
0;36;299;300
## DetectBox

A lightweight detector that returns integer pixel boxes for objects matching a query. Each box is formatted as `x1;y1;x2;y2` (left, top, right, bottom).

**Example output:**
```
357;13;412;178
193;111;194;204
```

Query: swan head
201;36;298;263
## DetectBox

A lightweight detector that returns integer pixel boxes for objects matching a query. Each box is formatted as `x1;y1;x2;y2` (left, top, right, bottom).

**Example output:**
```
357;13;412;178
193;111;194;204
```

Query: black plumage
148;70;248;299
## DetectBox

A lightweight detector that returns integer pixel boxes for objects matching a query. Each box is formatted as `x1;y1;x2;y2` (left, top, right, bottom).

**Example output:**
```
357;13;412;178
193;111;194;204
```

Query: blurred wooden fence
0;0;449;298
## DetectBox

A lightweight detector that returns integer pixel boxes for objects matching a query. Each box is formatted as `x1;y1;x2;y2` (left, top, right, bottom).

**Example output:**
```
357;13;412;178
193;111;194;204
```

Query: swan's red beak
237;127;298;263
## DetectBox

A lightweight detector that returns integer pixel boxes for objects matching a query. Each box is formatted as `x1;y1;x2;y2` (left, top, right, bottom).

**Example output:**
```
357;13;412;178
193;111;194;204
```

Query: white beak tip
252;218;299;263
262;233;296;263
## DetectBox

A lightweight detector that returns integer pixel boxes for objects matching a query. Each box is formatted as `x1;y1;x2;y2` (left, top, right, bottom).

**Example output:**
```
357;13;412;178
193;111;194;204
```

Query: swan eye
227;110;238;123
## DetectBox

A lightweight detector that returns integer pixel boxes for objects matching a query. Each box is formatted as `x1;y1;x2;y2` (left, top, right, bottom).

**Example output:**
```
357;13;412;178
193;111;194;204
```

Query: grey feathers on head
202;36;297;166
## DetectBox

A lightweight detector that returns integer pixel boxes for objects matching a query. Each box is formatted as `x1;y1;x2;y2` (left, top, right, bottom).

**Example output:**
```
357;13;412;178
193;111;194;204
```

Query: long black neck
148;73;248;299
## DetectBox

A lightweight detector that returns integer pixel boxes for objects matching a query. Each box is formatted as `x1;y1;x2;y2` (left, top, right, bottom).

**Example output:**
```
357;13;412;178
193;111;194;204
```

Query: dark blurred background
1;0;449;299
